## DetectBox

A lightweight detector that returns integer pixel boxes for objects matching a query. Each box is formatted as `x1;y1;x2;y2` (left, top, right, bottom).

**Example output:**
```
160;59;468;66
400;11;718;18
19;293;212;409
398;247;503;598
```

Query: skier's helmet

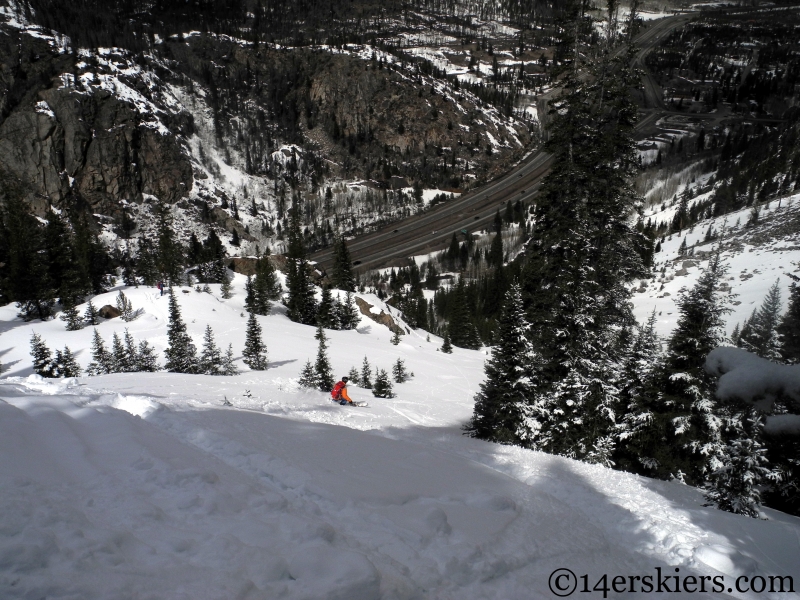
342;377;349;383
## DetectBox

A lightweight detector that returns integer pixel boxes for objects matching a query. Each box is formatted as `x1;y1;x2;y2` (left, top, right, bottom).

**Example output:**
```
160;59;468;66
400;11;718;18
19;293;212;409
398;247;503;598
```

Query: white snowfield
1;279;799;599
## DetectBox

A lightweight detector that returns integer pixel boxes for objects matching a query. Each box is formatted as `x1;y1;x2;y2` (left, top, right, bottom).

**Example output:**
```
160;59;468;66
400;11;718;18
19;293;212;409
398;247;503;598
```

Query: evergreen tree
156;205;185;285
244;275;256;313
704;417;772;518
2;186;54;320
360;356;373;388
448;279;481;349
372;368;394;398
116;290;135;322
86;328;113;375
739;280;782;360
60;300;83;331
30;332;56;377
164;290;198;373
284;206;317;324
243;313;268;370
111;332;130;373
440;330;453;353
390;328;401;345
646;253;731;484
347;365;360;385
466;284;538;445
199;325;223;375
135;236;160;286
488;232;503;267
613;311;664;472
298;359;317;388
392;358;408;383
221;344;239;375
317;286;338;329
249;253;281;315
778;282;800;363
52;346;81;378
220;270;233;299
136;340;160;372
331;234;356;291
521;8;648;463
336;291;361;330
314;324;334;391
84;299;99;325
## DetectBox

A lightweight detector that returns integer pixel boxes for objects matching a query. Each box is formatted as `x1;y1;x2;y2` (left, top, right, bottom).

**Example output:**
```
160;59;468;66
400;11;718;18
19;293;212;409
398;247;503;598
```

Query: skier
157;281;164;296
331;376;353;405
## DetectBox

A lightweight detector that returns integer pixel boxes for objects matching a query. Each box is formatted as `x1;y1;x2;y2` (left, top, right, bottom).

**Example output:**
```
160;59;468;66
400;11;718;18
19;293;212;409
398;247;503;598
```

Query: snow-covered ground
2;275;799;598
634;192;800;338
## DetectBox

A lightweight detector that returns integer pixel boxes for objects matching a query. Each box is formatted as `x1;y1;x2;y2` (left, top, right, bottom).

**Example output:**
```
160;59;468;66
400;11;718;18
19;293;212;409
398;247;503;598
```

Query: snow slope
1;277;799;598
633;193;800;338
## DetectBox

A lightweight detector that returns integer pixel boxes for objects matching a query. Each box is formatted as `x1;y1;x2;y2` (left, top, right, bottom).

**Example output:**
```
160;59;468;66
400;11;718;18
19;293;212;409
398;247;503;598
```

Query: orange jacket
331;381;352;403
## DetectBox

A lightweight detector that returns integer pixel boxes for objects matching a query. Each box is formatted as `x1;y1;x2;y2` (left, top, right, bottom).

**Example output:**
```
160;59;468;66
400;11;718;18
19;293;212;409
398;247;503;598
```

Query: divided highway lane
309;12;690;273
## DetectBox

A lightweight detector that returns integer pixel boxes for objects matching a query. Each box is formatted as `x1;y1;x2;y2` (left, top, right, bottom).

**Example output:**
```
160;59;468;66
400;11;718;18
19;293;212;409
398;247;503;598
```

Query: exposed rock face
0;26;193;216
355;296;403;335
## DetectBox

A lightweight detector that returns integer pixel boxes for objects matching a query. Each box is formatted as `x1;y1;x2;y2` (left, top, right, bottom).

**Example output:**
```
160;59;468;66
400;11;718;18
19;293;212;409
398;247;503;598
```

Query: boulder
98;304;121;319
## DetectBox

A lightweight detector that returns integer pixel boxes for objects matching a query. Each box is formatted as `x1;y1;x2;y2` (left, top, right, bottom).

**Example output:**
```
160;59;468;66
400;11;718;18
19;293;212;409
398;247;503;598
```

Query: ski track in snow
1;276;799;598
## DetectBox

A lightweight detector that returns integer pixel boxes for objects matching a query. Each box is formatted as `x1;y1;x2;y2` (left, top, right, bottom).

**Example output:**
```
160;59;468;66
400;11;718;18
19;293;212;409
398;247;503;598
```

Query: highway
309;12;692;273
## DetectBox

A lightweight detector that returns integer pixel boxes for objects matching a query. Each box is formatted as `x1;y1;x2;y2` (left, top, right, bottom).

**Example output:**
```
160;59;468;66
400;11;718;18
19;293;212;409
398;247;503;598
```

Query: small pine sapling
136;340;161;372
116;290;135;322
441;331;453;353
391;328;401;345
392;358;408;383
243;312;268;370
372;369;394;398
360;356;373;389
53;346;81;378
298;359;317;388
60;300;83;331
314;324;335;391
220;272;233;299
86;329;113;375
347;366;360;385
30;333;56;377
84;299;99;325
221;344;239;375
199;324;223;375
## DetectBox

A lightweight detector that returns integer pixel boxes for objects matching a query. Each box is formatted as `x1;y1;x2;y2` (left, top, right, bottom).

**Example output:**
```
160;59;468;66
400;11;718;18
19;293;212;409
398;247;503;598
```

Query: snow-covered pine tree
649;252;732;484
242;312;268;370
331;234;356;292
251;252;281;314
284;206;317;324
372;369;394;398
220;271;233;299
86;328;113;375
778;281;800;363
84;299;99;325
116;290;134;322
347;365;360;385
466;284;537;445
390;328;401;345
613;310;664;473
448;279;481;349
30;332;56;377
392;358;408;383
52;346;81;378
313;324;334;391
317;286;337;329
123;329;139;372
221;344;239;375
244;276;255;313
440;330;453;354
298;359;317;388
199;325;223;375
730;322;741;347
164;290;198;373
136;340;160;372
704;416;772;518
111;332;130;373
739;280;782;360
60;299;83;331
520;12;649;463
360;356;373;388
336;291;361;330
